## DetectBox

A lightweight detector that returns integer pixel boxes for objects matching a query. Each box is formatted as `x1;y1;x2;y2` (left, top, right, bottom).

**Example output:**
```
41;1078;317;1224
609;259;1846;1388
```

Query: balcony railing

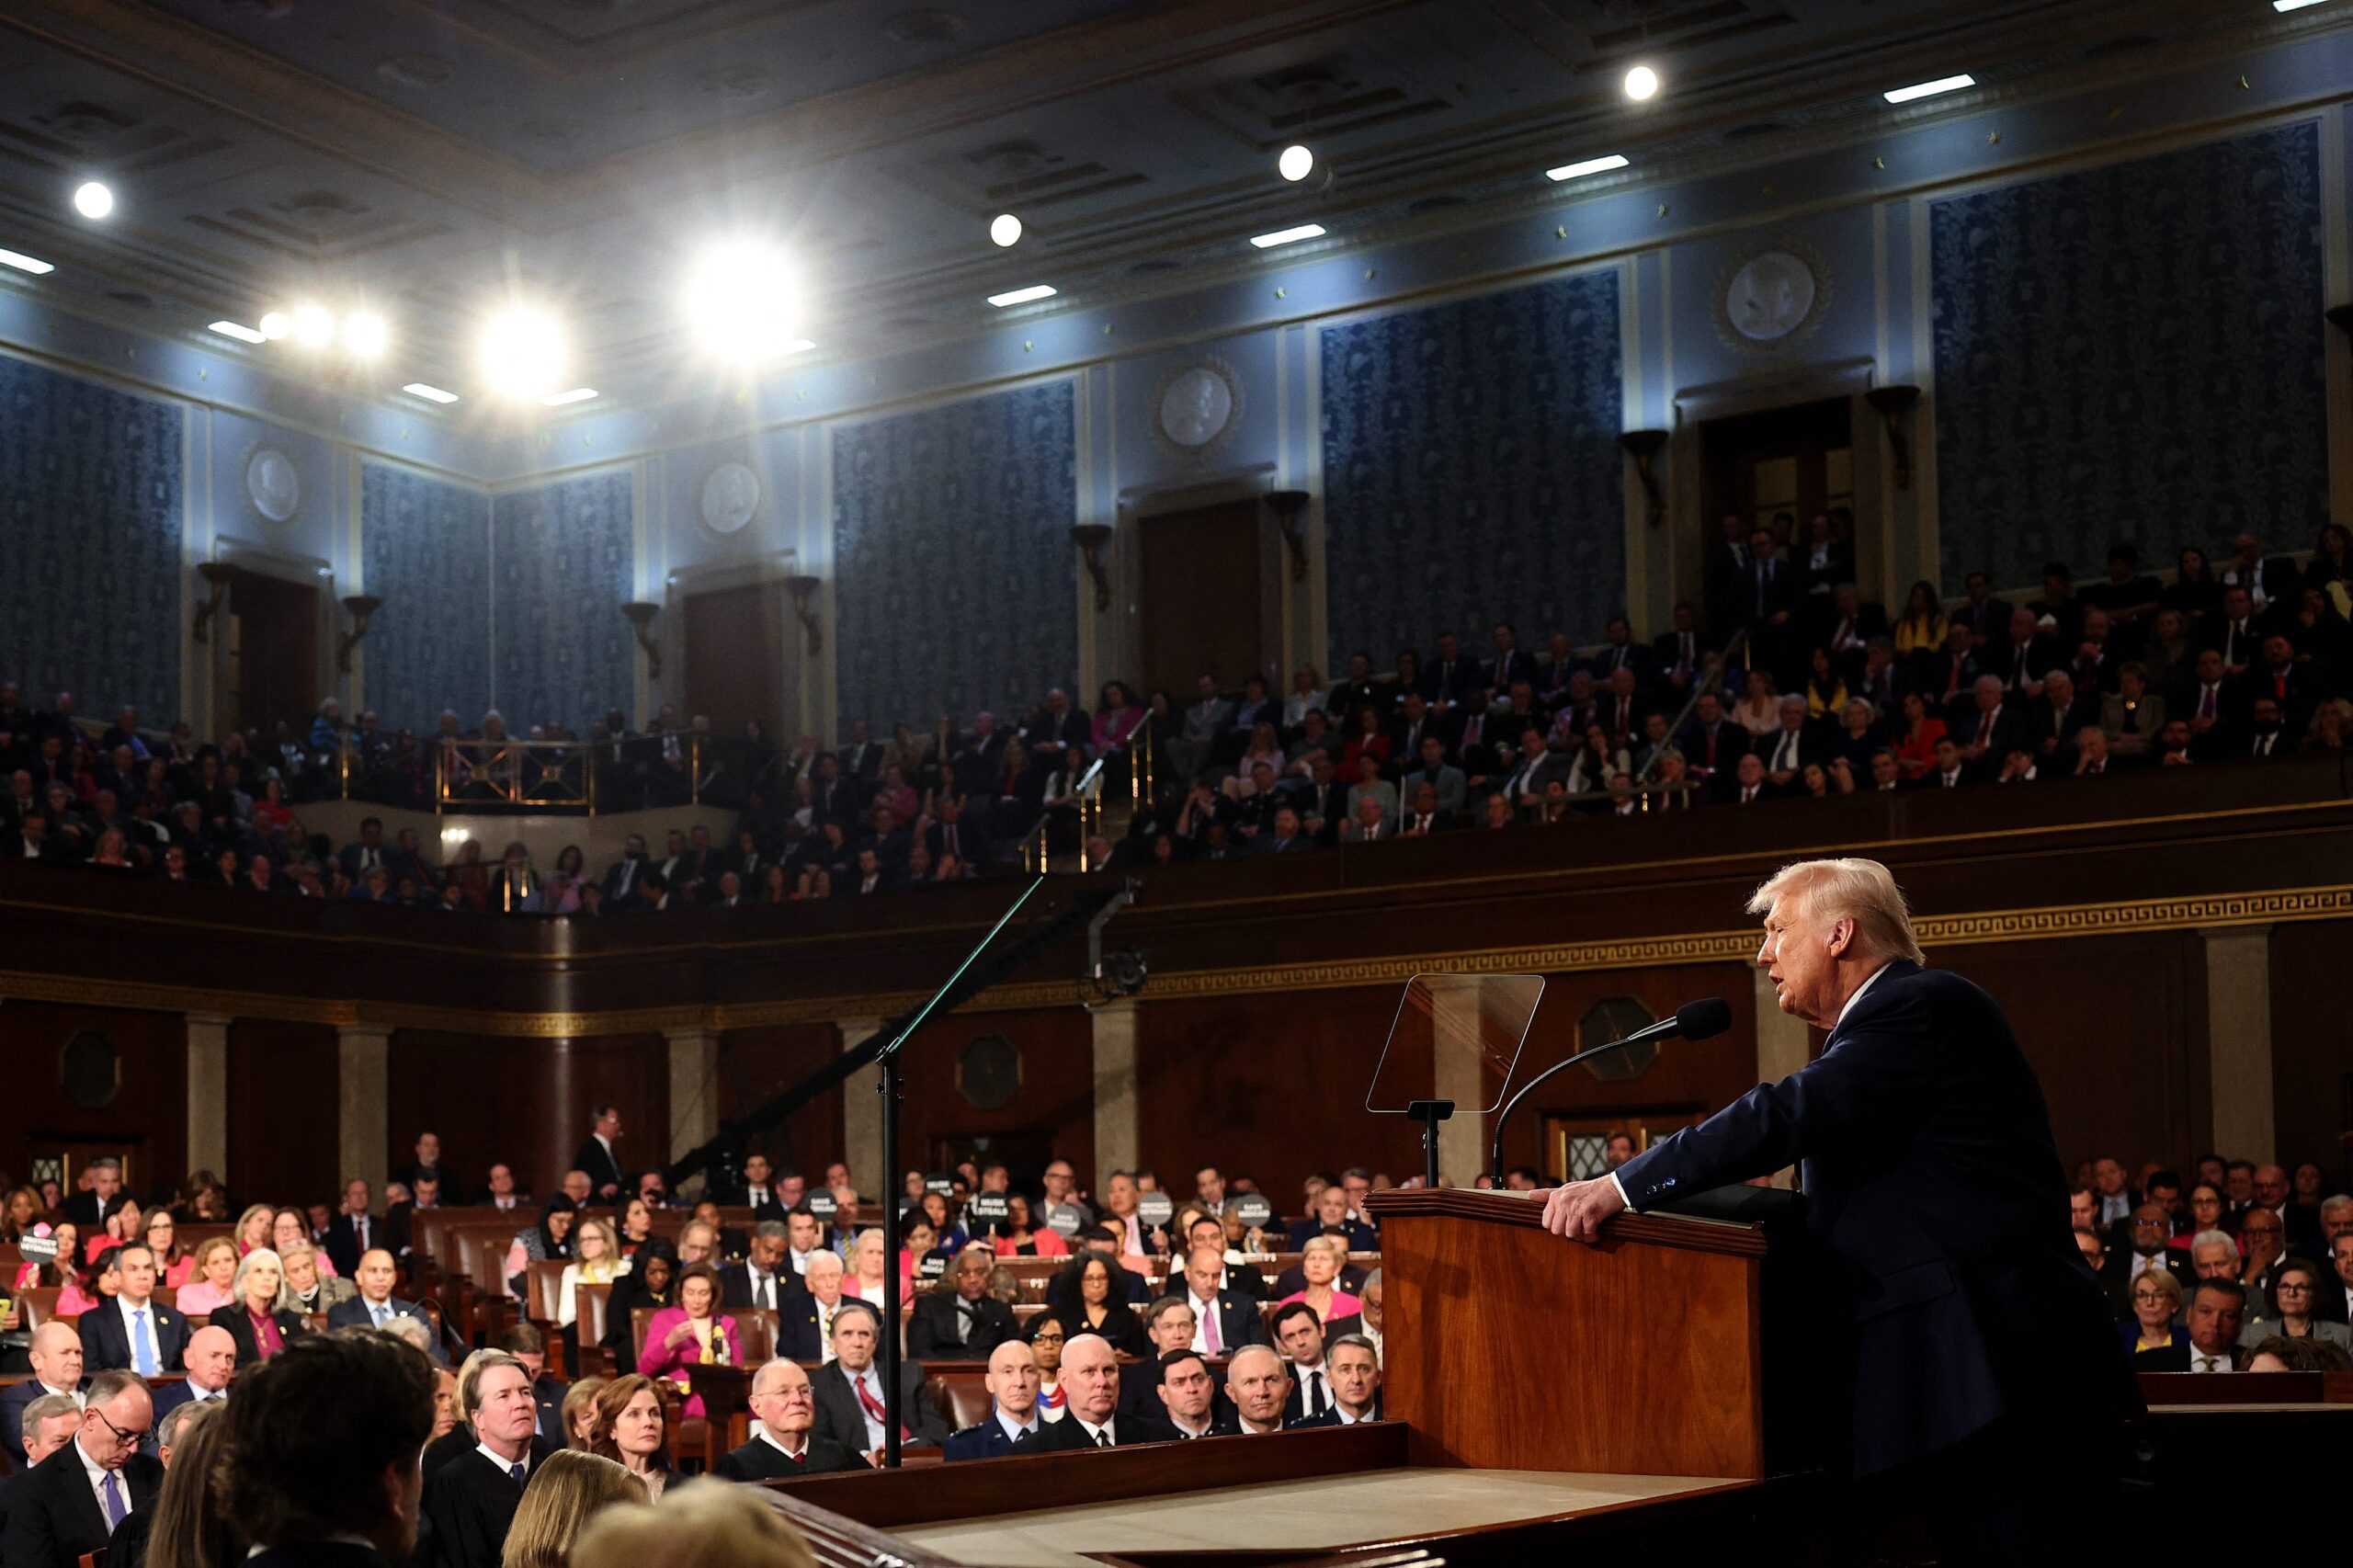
327;730;739;815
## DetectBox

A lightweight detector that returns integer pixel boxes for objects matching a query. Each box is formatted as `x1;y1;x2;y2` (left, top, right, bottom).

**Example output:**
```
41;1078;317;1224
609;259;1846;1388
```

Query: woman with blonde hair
1276;1236;1361;1323
142;1399;242;1568
571;1478;819;1568
587;1374;677;1500
560;1376;609;1449
500;1449;648;1568
278;1241;354;1314
176;1235;241;1315
233;1203;275;1256
222;1247;306;1366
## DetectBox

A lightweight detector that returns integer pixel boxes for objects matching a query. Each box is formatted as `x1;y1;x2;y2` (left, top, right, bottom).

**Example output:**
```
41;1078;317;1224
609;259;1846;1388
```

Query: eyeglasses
2276;1280;2311;1294
87;1407;150;1449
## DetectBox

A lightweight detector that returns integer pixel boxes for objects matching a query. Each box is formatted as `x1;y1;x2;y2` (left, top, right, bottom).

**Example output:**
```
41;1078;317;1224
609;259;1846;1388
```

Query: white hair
2188;1229;2236;1258
1746;858;1926;965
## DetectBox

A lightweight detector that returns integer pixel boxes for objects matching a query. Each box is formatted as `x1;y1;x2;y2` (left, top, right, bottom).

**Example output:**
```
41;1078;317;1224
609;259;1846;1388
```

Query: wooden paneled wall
386;1032;670;1202
0;1002;187;1195
226;1019;338;1201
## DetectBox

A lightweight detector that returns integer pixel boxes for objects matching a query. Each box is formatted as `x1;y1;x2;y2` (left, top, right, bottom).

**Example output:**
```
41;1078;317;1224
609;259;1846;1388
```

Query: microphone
1489;997;1732;1183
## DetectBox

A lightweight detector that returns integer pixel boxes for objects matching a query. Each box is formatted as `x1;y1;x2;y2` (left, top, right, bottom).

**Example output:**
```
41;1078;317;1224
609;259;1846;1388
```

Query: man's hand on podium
1540;1176;1626;1243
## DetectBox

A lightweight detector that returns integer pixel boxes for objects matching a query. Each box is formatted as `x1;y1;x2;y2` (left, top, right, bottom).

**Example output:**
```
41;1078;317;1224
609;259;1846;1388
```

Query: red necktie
2200;687;2216;720
855;1374;908;1438
2275;672;2288;699
1976;712;1993;747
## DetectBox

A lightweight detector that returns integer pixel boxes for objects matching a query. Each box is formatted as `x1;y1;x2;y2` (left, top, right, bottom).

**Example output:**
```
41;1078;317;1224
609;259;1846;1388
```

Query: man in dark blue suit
941;1340;1048;1461
1542;857;2138;1566
80;1244;188;1374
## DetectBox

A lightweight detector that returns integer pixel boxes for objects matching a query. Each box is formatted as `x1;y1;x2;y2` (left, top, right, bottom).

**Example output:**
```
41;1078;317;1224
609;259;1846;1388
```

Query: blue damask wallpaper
491;471;636;730
0;357;182;720
1320;270;1625;672
832;381;1077;733
1931;125;2328;591
360;462;492;732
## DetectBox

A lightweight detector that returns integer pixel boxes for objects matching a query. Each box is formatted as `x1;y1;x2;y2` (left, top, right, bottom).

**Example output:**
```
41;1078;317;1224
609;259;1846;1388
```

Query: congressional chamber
2;3;2352;1566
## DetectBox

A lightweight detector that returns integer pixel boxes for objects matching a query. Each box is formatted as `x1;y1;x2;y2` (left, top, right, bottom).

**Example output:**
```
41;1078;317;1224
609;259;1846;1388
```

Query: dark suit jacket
79;1296;189;1373
1613;960;2140;1477
717;1262;799;1312
573;1136;627;1199
325;1296;449;1364
417;1448;534;1568
1032;1411;1178;1450
904;1292;1017;1358
149;1382;228;1423
322;1213;381;1278
1117;1359;1239;1427
809;1360;948;1453
1183;1290;1269;1354
712;1433;868;1480
219;1306;309;1368
2;1438;163;1568
1289;1395;1385;1428
942;1415;1049;1462
2130;1340;2192;1371
57;1191;120;1231
0;1383;76;1457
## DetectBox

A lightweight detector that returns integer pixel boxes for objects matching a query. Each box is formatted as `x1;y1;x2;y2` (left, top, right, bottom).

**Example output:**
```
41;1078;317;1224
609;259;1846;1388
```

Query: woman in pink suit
635;1260;739;1417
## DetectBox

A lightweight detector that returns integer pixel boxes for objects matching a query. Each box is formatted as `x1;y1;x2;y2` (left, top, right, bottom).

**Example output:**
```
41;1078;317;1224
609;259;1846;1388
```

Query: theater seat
929;1373;992;1433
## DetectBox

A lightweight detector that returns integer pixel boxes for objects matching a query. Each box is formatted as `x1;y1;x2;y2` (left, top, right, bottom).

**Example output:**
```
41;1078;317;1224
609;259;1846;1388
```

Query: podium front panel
1368;1188;1766;1479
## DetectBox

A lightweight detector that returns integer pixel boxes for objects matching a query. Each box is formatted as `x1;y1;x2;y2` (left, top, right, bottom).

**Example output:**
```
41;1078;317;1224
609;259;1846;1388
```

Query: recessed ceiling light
1278;144;1315;183
257;311;291;341
207;320;267;344
987;284;1057;308
1883;74;1976;104
782;338;815;355
343;311;390;359
72;181;114;220
2274;0;2331;12
1249;222;1326;249
291;304;335;347
0;247;55;275
1623;65;1660;101
479;305;567;398
402;382;460;404
989;213;1023;247
541;386;598;407
1545;153;1631;183
682;240;803;364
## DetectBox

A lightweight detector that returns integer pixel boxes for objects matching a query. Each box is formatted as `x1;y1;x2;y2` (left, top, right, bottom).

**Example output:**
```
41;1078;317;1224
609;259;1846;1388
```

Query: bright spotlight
478;305;567;399
1278;144;1314;183
207;320;267;345
989;213;1023;247
291;304;335;347
343;310;390;359
1623;64;1660;101
257;311;291;341
684;241;803;364
72;181;115;220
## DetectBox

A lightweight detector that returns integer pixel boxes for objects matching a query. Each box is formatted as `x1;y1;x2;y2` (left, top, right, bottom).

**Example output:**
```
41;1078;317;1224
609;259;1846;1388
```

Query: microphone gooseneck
1489;997;1730;1182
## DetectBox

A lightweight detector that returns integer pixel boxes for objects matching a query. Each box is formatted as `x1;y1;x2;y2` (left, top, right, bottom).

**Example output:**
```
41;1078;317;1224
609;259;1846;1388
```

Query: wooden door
1137;501;1269;696
227;574;320;736
1699;397;1854;550
684;583;790;738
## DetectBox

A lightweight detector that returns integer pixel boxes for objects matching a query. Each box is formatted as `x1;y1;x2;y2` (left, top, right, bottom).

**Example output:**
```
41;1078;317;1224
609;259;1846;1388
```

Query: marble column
1091;1001;1142;1187
336;1025;393;1191
185;1014;232;1181
1429;986;1489;1190
2201;926;2275;1164
1752;970;1810;1188
665;1028;722;1192
839;1017;885;1194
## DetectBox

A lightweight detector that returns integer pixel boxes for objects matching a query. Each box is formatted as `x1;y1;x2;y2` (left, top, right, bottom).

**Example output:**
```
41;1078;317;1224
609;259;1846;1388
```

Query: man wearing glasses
1;1369;160;1568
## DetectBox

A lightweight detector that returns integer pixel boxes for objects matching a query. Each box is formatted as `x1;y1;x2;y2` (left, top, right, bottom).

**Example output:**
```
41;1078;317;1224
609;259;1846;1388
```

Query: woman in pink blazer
635;1261;740;1417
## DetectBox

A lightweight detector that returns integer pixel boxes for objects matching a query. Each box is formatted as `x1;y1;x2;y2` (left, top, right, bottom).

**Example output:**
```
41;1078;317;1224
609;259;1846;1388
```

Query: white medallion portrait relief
1155;362;1238;453
1722;249;1823;346
700;461;761;535
245;448;301;524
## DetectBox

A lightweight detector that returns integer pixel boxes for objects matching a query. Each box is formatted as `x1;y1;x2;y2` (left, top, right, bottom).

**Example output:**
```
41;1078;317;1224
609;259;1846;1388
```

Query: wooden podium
1366;1186;1805;1480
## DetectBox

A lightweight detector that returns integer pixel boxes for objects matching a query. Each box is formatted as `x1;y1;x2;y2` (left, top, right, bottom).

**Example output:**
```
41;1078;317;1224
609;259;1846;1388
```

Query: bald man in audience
943;1341;1047;1460
1220;1345;1291;1436
0;1324;83;1440
1036;1333;1176;1449
1290;1334;1382;1426
4;1369;159;1568
1180;1247;1267;1358
152;1326;236;1419
714;1359;867;1479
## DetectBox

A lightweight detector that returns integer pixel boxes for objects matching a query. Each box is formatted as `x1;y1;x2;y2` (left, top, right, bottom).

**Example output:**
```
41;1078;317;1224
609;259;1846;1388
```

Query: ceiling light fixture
478;305;567;398
207;320;267;344
72;181;115;220
402;382;460;404
989;213;1023;247
1883;74;1976;104
1623;65;1660;101
343;311;390;359
2274;0;2332;12
1546;153;1631;183
987;284;1057;308
1278;144;1315;183
682;240;804;364
541;387;598;407
1249;222;1326;249
0;247;55;275
257;311;291;341
291;304;335;347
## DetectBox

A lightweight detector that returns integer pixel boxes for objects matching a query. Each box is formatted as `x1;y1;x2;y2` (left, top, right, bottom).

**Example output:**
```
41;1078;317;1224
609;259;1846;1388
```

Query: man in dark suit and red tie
713;1358;868;1478
1542;857;2138;1566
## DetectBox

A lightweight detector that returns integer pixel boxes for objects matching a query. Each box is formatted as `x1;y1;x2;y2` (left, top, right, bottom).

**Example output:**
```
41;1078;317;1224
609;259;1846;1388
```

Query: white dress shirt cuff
1606;1172;1631;1210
